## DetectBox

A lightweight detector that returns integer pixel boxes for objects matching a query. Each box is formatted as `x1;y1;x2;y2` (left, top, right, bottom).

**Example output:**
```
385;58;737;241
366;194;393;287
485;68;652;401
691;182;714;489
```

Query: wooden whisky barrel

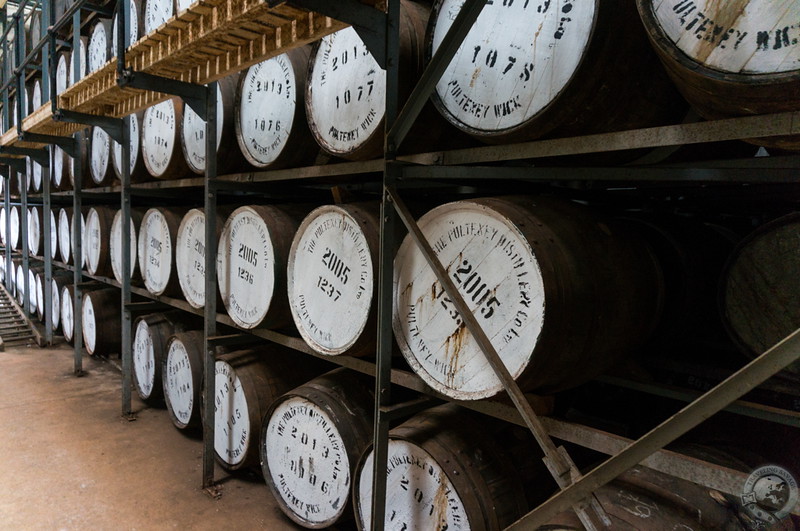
262;368;374;528
15;264;25;305
393;196;663;400
57;208;72;263
112;0;143;51
61;284;75;343
175;207;227;309
143;0;174;35
180;73;241;175
84;206;115;277
428;0;686;144
142;98;192;180
89;126;115;186
87;19;113;74
111;111;149;182
0;207;5;246
163;330;205;430
56;52;70;95
722;213;800;374
68;37;87;86
543;465;753;530
50;273;72;331
138;207;186;296
8;206;20;250
27;264;44;315
637;0;800;150
235;48;318;169
82;288;121;356
287;203;380;357
67;129;90;190
34;270;45;321
217;204;307;329
27;205;44;257
133;311;198;405
354;404;529;530
110;207;144;284
28;10;41;59
214;347;317;472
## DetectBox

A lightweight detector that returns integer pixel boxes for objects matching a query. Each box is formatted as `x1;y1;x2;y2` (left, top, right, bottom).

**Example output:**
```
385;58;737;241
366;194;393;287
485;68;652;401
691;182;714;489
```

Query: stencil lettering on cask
290;208;373;354
165;341;195;426
88;23;108;73
112;113;140;177
238;55;297;166
218;208;275;328
142;100;176;178
308;27;385;155
432;0;594;133
358;440;469;530
652;0;800;74
58;209;70;262
133;319;155;397
266;397;350;524
85;209;102;273
214;361;250;466
139;210;172;294
112;0;139;49
182;84;223;173
176;209;207;308
393;203;546;399
56;54;69;95
91;127;111;184
144;0;173;35
83;297;97;353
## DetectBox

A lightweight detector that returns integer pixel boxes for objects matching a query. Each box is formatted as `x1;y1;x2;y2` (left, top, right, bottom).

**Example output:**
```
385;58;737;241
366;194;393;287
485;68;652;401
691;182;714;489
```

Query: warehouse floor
0;342;296;530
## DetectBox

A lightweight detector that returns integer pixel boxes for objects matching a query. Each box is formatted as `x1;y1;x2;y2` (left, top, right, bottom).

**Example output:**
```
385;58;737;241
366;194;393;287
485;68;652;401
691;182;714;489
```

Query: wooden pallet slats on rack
58;0;381;118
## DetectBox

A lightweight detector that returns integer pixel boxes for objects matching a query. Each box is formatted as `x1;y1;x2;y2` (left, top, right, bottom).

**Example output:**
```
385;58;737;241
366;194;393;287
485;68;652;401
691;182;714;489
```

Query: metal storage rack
1;0;798;528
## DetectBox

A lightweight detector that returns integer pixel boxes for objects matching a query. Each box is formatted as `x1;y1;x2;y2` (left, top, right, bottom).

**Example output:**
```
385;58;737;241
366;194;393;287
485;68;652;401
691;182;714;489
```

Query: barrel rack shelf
1;0;799;529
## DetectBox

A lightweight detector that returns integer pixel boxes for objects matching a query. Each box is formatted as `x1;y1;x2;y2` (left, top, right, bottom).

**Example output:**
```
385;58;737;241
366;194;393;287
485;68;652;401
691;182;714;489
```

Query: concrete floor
0;343;299;530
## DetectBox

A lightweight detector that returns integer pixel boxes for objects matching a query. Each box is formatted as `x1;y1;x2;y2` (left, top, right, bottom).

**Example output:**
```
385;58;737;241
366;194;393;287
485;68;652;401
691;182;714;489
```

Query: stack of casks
7;0;798;528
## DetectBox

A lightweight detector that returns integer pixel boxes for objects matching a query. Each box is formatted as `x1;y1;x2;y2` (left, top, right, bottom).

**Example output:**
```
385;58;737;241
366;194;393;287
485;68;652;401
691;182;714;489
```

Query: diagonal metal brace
387;0;486;152
53;109;124;143
18;132;78;156
269;0;387;68
117;69;209;119
509;327;800;529
386;184;610;530
0;146;49;165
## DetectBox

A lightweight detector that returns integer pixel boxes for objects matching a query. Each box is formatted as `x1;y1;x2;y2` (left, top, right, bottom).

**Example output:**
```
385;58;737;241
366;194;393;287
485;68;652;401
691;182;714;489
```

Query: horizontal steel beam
52;109;123;143
117;70;209;119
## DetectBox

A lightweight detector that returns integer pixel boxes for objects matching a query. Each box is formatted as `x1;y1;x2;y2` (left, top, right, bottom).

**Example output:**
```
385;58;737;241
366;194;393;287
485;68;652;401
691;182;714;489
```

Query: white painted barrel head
32;78;42;112
216;206;276;329
306;27;386;158
31;159;42;192
71;211;86;267
49;210;58;260
58;208;71;263
35;274;43;316
138;208;174;295
213;359;250;467
176;208;208;308
288;205;374;355
51;278;61;329
357;439;468;530
88;20;111;73
28;206;41;256
236;54;299;167
90;126;111;185
142;99;178;178
112;0;140;50
264;396;352;526
61;285;74;342
648;0;800;74
56;53;69;95
181;83;223;174
9;206;19;250
393;201;546;400
28;269;37;312
430;0;595;137
176;0;194;13
53;145;66;189
85;207;108;275
110;209;138;283
0;208;5;246
112;112;140;179
15;265;24;304
164;336;198;428
133;318;157;400
68;38;86;86
144;0;174;35
82;295;98;355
